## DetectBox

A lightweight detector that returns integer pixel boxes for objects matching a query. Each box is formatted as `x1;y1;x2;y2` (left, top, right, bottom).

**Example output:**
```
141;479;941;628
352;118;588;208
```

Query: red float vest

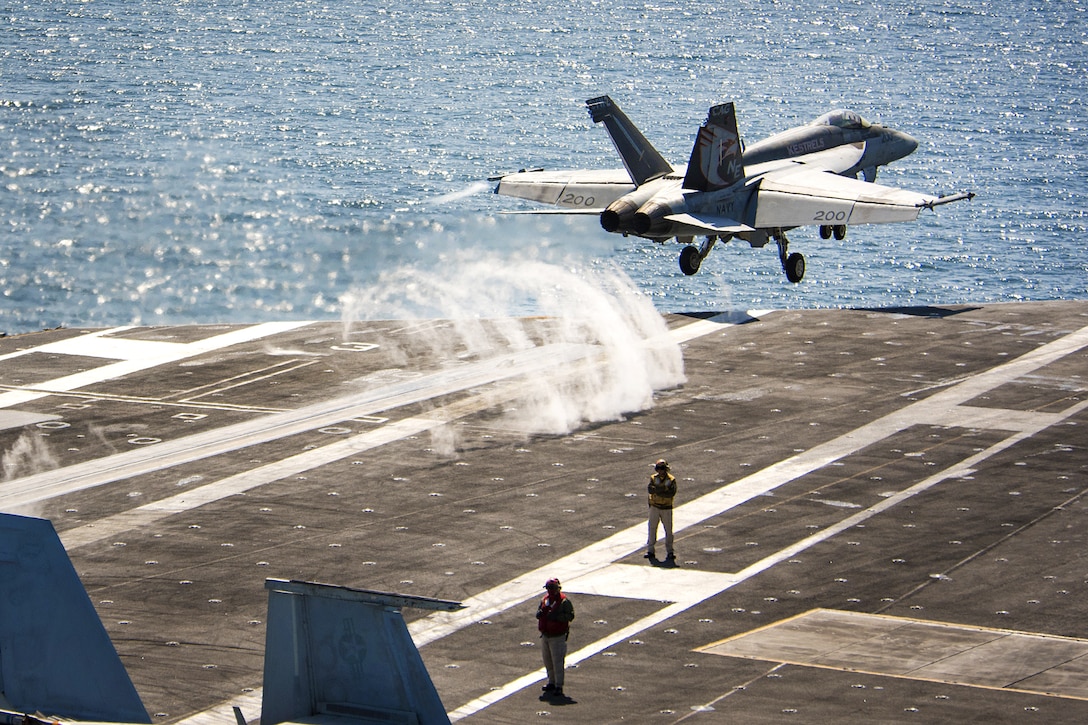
537;593;571;636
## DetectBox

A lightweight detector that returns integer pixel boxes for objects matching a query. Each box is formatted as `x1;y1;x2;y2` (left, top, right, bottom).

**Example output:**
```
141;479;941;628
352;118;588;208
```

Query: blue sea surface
1;0;1085;334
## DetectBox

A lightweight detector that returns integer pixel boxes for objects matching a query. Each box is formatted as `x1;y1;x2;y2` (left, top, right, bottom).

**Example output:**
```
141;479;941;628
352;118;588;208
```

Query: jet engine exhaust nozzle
632;200;672;236
600;198;639;233
599;209;622;233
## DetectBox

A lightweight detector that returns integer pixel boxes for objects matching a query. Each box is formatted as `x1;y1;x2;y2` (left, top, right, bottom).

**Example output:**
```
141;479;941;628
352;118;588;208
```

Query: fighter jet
493;96;973;281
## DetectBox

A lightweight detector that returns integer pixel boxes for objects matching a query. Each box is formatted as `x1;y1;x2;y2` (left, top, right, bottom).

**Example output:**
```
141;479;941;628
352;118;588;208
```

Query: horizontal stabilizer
500;208;603;216
0;513;150;723
663;212;754;236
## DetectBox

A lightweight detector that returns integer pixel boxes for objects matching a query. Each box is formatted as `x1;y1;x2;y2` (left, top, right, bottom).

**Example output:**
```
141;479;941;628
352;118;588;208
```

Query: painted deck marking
2;341;599;512
697;609;1088;701
0;322;313;409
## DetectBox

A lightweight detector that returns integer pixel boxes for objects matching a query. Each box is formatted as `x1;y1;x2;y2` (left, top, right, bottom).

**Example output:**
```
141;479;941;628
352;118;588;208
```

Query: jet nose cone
893;129;919;155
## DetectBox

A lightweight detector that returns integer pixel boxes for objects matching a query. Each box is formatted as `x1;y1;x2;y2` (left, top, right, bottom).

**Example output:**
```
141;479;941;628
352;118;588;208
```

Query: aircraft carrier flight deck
2;300;1088;723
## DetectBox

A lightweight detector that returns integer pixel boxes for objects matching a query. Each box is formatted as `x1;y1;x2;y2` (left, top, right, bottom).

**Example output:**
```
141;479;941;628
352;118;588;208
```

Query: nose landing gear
820;225;847;240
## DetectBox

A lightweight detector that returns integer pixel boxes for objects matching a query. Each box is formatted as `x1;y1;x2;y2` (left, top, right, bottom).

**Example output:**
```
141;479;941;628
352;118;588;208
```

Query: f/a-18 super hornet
493;96;973;282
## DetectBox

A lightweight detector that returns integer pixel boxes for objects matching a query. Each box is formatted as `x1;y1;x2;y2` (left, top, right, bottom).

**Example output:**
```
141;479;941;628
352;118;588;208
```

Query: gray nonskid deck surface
1;301;1087;723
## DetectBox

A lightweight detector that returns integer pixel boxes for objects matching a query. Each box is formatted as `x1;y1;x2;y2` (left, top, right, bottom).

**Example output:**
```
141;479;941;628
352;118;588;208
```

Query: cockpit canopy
812;109;871;130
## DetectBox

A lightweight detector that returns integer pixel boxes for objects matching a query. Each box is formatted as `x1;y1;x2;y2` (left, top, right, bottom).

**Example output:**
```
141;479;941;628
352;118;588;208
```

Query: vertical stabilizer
585;96;674;186
260;579;464;725
682;102;745;192
0;513;150;723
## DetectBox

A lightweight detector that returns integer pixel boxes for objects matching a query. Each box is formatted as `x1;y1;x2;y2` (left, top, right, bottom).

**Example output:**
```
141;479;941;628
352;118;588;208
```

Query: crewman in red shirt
536;577;575;698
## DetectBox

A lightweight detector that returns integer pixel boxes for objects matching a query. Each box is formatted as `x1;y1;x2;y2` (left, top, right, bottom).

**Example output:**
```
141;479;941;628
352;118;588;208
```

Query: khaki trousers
541;632;568;687
647;505;674;556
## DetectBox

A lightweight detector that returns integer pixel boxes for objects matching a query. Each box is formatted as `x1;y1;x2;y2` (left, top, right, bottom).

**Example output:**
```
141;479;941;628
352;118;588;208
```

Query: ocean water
1;0;1085;335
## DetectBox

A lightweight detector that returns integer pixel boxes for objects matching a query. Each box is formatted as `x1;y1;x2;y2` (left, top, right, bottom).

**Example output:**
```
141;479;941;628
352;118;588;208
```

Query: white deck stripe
56;316;744;546
2;342;598;512
4;313;748;514
0;322;313;409
59;416;440;549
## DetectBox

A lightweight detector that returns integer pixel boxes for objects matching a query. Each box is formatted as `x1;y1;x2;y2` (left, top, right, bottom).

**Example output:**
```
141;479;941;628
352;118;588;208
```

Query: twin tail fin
585;96;673;186
586;96;744;194
682;102;745;192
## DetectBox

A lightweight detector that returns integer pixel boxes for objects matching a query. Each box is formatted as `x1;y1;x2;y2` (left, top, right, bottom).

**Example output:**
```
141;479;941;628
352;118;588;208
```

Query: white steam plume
2;431;59;482
339;256;684;443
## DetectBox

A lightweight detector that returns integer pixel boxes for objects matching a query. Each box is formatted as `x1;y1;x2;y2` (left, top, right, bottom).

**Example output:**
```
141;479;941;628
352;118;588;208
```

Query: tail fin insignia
682;102;745;192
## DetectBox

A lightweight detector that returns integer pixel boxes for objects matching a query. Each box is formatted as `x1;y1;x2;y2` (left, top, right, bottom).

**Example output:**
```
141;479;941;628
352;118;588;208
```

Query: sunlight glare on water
0;0;1085;333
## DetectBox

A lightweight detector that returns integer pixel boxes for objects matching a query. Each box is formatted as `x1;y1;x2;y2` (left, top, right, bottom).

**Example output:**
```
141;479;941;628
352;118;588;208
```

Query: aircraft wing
494;168;635;211
751;166;964;228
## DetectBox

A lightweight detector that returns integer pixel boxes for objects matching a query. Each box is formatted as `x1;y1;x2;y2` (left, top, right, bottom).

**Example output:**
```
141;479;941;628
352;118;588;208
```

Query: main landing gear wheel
785;252;805;283
678;237;718;276
833;225;847;240
679;245;702;275
820;225;833;240
774;230;804;284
